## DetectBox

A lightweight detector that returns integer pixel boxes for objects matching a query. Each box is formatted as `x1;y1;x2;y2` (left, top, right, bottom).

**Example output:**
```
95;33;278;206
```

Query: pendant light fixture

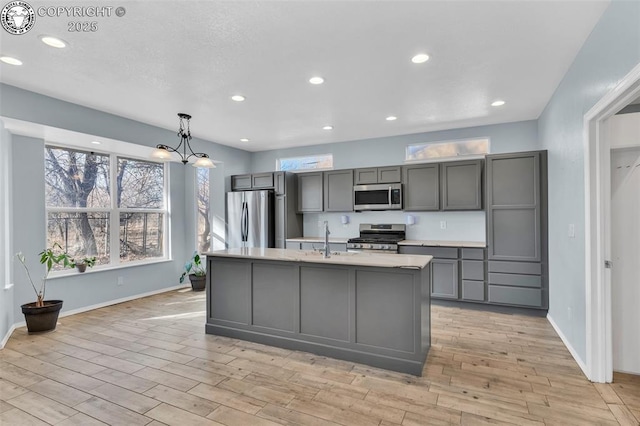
152;113;215;168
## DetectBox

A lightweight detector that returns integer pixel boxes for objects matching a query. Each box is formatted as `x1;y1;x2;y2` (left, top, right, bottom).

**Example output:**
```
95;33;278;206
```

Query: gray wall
0;122;14;343
537;0;640;362
1;84;252;328
252;120;538;241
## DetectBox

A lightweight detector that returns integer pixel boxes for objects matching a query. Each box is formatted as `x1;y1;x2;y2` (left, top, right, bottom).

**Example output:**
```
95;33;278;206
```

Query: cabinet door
285;241;301;250
324;170;354;212
430;259;459;299
274;172;286;195
231;174;252;191
378;166;401;183
486;152;541;261
354;168;378;184
297;173;324;212
275;195;285;248
441;160;483;210
252;172;274;189
402;164;440;211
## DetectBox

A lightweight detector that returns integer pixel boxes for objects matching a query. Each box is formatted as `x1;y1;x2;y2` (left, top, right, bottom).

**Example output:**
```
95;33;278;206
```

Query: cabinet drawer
399;246;459;258
252;173;274;189
488;273;541;288
462;260;485;281
488;285;542;308
461;248;485;260
488;261;541;275
462;280;485;301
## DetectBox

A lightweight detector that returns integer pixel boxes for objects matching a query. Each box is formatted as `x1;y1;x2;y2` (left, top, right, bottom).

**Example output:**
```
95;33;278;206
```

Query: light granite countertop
285;237;350;244
206;248;432;269
399;240;486;248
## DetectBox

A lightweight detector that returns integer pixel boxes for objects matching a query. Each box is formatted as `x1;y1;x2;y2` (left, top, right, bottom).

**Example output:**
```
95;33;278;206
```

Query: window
196;167;210;253
405;138;489;162
45;146;167;268
277;154;333;171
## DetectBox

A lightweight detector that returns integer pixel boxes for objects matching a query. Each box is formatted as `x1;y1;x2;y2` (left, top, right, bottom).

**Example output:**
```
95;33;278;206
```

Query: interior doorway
584;62;640;383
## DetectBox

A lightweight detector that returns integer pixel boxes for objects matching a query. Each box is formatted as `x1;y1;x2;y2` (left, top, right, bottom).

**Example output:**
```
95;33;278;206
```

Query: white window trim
276;153;334;172
45;145;170;275
404;137;491;163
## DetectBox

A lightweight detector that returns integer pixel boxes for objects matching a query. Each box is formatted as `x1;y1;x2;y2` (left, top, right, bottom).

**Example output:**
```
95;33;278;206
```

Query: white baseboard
0;284;190;348
547;313;588;377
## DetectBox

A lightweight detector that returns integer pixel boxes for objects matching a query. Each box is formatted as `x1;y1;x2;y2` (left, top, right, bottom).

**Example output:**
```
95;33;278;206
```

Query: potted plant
179;251;206;291
15;243;74;333
72;256;96;273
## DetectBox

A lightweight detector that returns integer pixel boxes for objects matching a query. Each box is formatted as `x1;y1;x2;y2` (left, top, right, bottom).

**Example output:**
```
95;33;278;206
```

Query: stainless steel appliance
227;190;274;248
347;223;406;253
353;183;402;211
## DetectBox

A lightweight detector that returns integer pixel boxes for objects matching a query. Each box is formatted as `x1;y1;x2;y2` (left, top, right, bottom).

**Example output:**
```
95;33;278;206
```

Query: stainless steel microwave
353;183;402;211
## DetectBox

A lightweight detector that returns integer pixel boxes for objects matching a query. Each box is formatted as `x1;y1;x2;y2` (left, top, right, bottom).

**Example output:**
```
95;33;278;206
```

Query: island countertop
206;248;432;269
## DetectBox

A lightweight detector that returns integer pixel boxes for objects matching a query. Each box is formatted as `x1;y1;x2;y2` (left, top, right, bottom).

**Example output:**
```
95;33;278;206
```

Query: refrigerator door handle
241;202;248;242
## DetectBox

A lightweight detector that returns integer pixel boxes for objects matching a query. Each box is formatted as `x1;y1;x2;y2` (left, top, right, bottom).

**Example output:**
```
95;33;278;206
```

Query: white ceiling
0;1;610;152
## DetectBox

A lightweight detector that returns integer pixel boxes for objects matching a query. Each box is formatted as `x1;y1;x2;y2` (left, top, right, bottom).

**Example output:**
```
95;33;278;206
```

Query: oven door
353;183;402;210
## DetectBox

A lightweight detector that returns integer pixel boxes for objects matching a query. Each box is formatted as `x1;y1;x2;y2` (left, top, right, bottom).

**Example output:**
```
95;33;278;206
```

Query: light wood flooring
1;288;638;425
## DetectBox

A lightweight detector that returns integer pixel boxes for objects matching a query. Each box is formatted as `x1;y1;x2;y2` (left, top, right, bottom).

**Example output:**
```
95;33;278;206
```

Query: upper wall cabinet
231;173;274;191
402;164;440;211
297;172;324;213
441;160;483;210
354;166;401;185
324;170;354;212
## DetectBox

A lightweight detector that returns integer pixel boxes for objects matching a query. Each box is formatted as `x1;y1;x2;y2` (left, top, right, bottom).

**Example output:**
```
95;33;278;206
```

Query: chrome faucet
323;221;331;258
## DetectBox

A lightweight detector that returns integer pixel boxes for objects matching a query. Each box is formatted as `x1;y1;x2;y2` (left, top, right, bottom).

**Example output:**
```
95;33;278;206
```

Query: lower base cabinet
430;259;458;299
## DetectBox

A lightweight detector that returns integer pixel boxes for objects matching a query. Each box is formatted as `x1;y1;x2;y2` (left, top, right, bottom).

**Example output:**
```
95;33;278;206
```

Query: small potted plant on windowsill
15;243;74;333
72;256;96;273
179;251;206;291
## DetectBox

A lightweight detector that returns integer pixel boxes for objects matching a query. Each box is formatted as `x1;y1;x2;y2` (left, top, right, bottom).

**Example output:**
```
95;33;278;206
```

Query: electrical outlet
440;221;447;230
117;276;124;286
568;224;575;238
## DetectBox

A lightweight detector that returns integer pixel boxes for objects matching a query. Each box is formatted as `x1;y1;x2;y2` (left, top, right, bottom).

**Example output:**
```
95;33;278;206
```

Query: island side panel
208;258;251;325
252;262;298;332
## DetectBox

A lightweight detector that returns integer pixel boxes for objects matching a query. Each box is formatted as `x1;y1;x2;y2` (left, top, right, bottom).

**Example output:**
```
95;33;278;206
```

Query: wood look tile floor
1;289;638;425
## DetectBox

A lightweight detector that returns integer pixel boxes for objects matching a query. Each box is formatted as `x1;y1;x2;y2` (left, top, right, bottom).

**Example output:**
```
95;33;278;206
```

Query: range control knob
382;245;389;250
354;244;361;248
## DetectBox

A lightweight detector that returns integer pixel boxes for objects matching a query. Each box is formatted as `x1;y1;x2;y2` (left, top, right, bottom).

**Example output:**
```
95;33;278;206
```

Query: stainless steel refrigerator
226;190;274;248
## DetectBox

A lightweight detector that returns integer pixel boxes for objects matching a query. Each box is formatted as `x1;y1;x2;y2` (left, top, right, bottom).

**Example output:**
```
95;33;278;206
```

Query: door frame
584;62;640;383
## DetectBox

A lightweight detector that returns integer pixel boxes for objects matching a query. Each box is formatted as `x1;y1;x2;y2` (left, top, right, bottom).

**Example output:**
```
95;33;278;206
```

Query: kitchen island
205;248;432;375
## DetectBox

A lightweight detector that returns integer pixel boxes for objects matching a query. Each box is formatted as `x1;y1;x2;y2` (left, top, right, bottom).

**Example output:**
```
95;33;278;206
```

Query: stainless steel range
347;224;406;253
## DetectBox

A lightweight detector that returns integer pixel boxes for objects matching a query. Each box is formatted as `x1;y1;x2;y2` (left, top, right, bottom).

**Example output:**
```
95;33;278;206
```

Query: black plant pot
21;300;63;334
189;274;206;291
76;263;87;273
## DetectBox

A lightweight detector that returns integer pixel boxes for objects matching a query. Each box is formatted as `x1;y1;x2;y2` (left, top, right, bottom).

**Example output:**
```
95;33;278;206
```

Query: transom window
45;146;168;269
277;154;333;171
406;138;489;162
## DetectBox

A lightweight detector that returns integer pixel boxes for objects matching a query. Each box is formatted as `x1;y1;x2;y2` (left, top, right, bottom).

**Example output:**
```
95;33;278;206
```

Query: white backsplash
303;211;486;242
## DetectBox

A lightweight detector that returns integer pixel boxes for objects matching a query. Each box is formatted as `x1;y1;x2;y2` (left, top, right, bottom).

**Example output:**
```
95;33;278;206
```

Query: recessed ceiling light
309;76;324;85
411;54;429;64
231;95;245;102
0;56;22;66
240;138;249;142
491;100;506;107
91;141;101;145
386;116;398;121
39;35;67;48
322;125;333;130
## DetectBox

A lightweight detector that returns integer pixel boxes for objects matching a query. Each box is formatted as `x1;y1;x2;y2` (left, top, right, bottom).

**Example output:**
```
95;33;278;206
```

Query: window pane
196;168;210;253
117;158;164;208
47;212;110;269
278;154;333;171
45;147;110;208
120;213;164;262
406;138;489;161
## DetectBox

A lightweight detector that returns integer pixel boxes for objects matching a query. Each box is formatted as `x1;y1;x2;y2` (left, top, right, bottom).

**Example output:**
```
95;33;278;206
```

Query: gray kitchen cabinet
324;169;354;212
430;259;459;299
485;150;548;309
285;241;301;250
300;242;347;252
441;160;483;210
231;172;275;191
275;173;303;248
297;172;324;213
402;164;440;211
354;166;401;184
274;171;286;195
